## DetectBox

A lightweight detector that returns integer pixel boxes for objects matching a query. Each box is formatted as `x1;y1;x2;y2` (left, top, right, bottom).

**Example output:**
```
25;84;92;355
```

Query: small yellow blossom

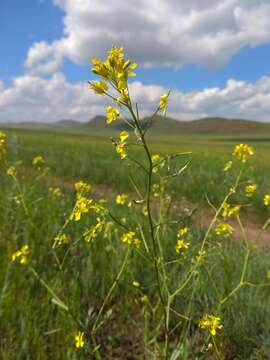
71;197;93;221
232;144;254;162
91;58;109;79
264;194;270;206
224;160;232;172
177;227;189;238
84;218;105;242
88;80;108;95
267;270;270;279
116;193;128;205
7;166;16;176
74;180;91;196
215;223;234;236
222;203;241;217
159;92;170;115
0;130;6;156
245;184;257;198
54;234;69;245
199;314;223;336
132;280;140;288
107;45;124;67
106;106;120;124
49;187;63;197
175;239;190;255
115;131;129;160
11;245;30;265
121;231;140;247
119;131;129;142
75;331;85;348
32;155;45;166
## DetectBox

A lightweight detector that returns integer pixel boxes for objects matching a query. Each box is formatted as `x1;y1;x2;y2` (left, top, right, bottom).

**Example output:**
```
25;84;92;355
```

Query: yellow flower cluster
116;193;128;205
199;314;223;336
7;166;16;176
215;223;234;236
11;245;30;265
106;106;120;124
54;234;69;245
75;331;85;348
74;180;91;195
115;131;129;159
71;197;93;221
158;92;170;116
264;194;270;206
175;227;190;255
49;187;63;198
222;203;241;217
32;155;45;166
232;144;254;162
84;217;105;242
121;231;141;247
245;184;257;198
0;130;6;157
223;160;232;172
89;45;137;104
151;154;164;173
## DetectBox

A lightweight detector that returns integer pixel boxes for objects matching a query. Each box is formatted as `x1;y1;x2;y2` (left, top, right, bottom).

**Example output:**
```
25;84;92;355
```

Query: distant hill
2;115;270;135
85;115;270;134
56;119;81;127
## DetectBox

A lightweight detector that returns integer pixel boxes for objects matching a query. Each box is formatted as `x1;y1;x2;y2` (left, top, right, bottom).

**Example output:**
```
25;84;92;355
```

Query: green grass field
1;127;270;359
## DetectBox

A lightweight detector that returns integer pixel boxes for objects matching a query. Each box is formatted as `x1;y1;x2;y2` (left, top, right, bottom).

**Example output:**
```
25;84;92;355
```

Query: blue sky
1;0;270;122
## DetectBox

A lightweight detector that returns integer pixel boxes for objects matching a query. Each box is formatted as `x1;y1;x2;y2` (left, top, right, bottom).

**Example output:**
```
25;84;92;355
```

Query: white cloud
25;0;270;73
1;74;270;122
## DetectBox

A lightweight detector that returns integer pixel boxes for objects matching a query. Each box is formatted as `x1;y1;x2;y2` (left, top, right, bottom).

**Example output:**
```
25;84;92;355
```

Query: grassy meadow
1;127;270;359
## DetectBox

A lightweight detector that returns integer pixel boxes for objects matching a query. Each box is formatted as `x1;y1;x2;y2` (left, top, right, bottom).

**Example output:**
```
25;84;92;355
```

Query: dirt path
49;175;270;247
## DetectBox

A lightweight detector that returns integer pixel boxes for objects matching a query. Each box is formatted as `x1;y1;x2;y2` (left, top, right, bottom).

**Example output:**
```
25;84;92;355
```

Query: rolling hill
84;115;270;134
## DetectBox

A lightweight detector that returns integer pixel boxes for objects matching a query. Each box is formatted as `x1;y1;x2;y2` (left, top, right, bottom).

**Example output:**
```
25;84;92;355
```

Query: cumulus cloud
1;74;270;122
25;0;270;74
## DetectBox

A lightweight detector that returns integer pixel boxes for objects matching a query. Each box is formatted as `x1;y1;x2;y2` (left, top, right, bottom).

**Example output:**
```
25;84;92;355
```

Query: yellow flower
84;218;105;242
88;80;108;95
232;144;254;162
54;234;69;245
175;239;190;254
32;155;45;166
75;331;85;348
106;106;120;124
49;187;63;197
264;194;270;206
267;270;270;280
71;197;93;221
132;280;140;288
199;314;223;336
7;166;16;176
74;181;91;196
115;131;129;160
159;92;170;115
222;203;241;217
116;193;128;205
177;227;189;238
119;131;129;142
0;130;6;156
224;160;232;172
11;245;30;265
107;45;124;67
245;184;257;198
215;223;234;236
121;231;140;247
91;58;109;79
